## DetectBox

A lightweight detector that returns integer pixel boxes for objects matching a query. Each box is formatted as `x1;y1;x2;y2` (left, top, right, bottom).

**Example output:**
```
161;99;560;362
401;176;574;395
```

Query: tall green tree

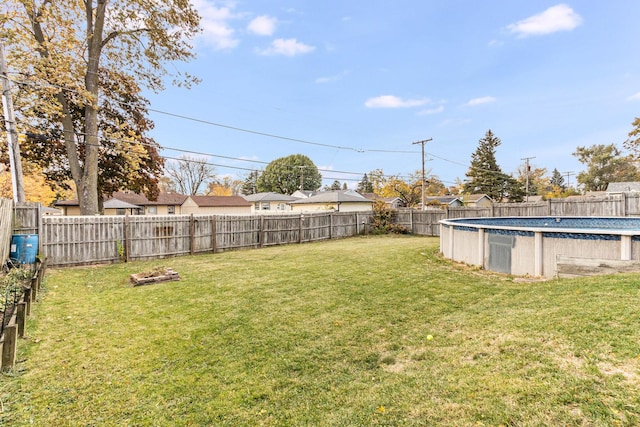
549;168;565;190
357;173;374;193
574;144;640;191
241;170;260;195
464;130;520;201
1;0;200;214
328;180;342;191
257;154;321;195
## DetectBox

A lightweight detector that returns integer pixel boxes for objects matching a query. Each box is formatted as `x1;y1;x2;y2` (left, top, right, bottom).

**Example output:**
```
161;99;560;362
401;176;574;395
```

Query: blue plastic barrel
9;234;39;264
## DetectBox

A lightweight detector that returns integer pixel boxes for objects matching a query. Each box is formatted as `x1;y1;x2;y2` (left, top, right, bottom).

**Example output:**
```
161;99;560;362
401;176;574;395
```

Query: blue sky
146;1;640;190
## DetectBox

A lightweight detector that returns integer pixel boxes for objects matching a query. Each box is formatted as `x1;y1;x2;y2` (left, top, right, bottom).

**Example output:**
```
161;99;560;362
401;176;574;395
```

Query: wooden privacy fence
42;212;375;267
25;192;640;267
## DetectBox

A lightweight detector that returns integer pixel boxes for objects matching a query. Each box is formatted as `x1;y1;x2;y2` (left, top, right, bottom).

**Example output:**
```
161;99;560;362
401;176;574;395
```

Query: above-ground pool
439;217;640;278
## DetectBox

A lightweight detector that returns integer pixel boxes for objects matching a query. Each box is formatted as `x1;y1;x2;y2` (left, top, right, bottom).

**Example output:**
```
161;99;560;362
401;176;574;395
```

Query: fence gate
488;234;515;274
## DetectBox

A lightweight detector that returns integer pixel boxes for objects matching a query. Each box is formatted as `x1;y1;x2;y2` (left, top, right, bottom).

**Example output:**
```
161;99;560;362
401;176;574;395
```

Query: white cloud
628;92;640;101
418;106;445;115
507;4;582;37
465;96;497;107
248;15;277;36
192;0;240;50
257;38;315;56
364;95;429;109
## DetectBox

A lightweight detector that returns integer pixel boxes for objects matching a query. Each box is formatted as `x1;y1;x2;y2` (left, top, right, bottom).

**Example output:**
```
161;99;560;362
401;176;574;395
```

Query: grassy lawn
2;235;640;426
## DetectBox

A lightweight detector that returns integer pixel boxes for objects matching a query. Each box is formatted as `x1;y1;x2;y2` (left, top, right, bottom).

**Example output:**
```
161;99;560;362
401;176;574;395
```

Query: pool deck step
556;256;640;278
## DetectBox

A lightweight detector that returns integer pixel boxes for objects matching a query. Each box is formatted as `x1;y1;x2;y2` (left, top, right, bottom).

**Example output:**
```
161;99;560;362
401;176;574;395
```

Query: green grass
2;235;640;426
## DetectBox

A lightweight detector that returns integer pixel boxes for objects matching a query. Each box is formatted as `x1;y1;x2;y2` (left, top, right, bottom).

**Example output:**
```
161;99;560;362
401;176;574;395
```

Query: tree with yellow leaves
1;1;200;214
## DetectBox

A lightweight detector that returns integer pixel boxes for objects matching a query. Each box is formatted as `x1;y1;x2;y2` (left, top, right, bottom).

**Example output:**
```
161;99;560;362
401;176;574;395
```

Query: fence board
0;199;12;265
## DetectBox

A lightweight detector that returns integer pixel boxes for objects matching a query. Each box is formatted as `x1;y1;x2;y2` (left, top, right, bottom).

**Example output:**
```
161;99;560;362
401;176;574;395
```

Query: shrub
369;201;410;235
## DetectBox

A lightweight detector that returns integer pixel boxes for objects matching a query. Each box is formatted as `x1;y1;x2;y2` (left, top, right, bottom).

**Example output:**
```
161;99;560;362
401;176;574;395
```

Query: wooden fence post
211;216;217;253
329;213;333;240
16;301;25;337
259;216;265;248
189;214;195;255
30;276;38;302
124;215;131;263
410;209;414;233
299;214;304;244
23;287;31;316
2;322;17;371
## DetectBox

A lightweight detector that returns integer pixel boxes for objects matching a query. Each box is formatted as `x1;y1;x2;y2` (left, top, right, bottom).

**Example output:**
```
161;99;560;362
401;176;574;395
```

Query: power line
8;75;510;185
9;76;420;155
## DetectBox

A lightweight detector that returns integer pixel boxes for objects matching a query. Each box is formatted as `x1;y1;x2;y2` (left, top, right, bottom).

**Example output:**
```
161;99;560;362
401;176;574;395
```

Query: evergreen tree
463;130;515;200
330;180;342;190
241;170;260;195
550;168;565;190
357;173;374;193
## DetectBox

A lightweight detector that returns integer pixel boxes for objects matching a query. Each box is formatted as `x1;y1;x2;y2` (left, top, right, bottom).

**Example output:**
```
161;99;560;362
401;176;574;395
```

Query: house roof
361;193;402;203
54;191;189;207
289;190;372;204
103;198;141;209
524;195;544;203
189;195;251;207
606;182;640;193
291;190;318;198
243;192;298;202
111;191;188;206
465;194;493;202
425;196;462;205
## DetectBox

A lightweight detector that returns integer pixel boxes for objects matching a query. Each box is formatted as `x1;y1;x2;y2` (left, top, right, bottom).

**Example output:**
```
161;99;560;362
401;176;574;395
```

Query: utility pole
413;138;432;210
0;42;25;203
521;156;535;202
298;165;306;191
563;171;575;189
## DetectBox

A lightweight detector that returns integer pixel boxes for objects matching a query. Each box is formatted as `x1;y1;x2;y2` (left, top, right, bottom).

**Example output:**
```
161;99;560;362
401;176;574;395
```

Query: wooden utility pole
521;156;535;202
413;138;432;210
563;171;575;189
0;42;25;203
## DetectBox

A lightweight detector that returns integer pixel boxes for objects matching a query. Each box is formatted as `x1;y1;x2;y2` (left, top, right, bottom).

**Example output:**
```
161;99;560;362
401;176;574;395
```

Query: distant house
606;182;640;194
463;194;493;207
54;192;250;215
42;206;62;216
181;195;251;215
243;192;298;213
361;193;406;209
103;198;142;216
108;191;189;215
289;190;373;212
424;196;463;208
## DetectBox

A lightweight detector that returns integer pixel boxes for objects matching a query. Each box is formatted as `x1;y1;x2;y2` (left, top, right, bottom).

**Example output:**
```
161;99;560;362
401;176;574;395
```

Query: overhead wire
7;74;512;185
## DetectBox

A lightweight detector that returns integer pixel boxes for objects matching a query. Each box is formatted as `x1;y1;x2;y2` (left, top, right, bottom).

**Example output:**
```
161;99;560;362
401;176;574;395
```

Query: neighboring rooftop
606;182;640;193
243;192;299;202
289;190;371;204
